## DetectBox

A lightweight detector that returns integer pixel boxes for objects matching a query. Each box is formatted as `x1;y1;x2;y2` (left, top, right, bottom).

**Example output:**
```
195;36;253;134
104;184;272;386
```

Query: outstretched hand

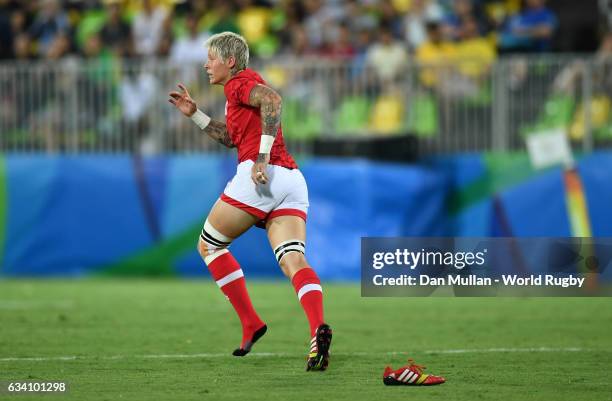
168;84;197;117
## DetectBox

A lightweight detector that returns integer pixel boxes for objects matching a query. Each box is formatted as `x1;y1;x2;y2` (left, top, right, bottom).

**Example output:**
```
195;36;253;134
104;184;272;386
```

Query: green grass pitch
1;279;611;401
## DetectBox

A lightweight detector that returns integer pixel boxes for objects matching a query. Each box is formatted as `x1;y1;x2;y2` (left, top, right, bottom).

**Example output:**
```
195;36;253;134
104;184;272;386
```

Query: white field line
0;347;595;363
421;347;586;354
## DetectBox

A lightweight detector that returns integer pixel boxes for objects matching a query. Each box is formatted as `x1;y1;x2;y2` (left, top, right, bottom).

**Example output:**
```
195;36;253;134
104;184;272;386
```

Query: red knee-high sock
291;267;324;337
207;251;265;348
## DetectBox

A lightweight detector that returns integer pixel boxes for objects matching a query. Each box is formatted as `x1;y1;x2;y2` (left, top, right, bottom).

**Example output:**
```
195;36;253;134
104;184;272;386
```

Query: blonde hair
205;31;249;74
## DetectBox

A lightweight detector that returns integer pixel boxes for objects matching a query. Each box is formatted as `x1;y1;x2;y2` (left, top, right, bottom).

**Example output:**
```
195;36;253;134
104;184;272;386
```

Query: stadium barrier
1;152;612;278
1;56;612;154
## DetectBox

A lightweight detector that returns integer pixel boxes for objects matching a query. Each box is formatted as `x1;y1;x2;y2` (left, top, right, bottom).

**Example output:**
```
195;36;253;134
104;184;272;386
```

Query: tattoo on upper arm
248;84;282;138
204;120;234;148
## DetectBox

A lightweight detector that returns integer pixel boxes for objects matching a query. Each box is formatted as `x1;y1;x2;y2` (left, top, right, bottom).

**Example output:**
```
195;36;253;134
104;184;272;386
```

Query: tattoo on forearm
261;100;281;137
248;84;282;137
256;153;267;163
204;120;234;148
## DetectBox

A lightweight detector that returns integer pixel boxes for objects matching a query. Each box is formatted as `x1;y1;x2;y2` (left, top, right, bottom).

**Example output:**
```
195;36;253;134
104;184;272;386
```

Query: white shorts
220;160;309;223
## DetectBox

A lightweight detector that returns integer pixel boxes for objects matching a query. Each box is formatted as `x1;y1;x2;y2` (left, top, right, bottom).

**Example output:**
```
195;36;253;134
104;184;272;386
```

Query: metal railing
1;55;611;155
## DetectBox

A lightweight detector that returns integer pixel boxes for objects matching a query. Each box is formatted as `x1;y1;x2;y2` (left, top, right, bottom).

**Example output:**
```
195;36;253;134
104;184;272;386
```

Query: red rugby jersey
223;69;298;169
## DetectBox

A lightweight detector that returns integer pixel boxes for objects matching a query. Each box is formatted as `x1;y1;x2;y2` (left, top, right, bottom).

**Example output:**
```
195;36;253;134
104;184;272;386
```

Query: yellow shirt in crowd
454;37;496;79
416;41;456;87
416;37;496;87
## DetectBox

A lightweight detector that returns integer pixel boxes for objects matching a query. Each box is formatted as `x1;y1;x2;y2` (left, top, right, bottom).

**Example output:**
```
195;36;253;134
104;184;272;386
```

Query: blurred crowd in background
0;0;602;64
0;0;610;153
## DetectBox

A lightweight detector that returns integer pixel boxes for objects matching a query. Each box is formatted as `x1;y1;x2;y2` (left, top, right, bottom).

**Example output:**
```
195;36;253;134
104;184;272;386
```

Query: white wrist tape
259;135;275;154
191;109;211;130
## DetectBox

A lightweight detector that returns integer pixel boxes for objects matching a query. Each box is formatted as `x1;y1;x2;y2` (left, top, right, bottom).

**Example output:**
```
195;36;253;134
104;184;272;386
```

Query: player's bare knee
197;238;208;259
198;219;234;265
274;239;306;270
279;252;306;271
